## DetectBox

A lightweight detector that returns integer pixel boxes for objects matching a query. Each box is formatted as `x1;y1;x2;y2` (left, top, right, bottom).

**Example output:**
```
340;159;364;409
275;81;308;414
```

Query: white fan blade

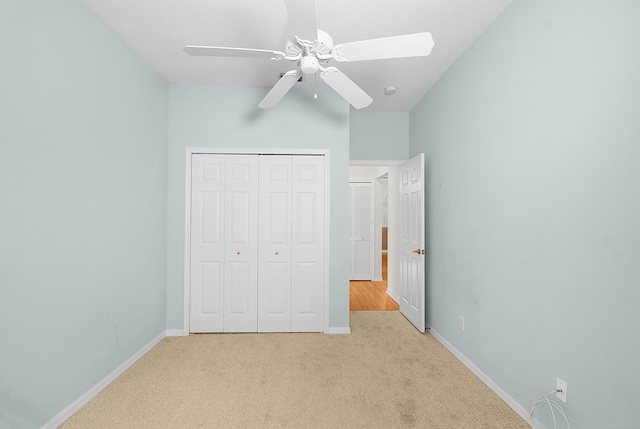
184;45;285;59
258;70;302;109
320;67;373;109
332;32;434;62
284;0;318;42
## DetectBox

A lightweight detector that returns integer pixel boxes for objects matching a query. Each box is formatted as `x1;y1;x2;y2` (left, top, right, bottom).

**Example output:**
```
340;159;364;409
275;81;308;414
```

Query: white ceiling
82;0;512;112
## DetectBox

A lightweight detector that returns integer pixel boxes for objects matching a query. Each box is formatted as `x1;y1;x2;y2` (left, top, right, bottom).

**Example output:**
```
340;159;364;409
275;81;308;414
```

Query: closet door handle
236;251;241;255
275;251;279;255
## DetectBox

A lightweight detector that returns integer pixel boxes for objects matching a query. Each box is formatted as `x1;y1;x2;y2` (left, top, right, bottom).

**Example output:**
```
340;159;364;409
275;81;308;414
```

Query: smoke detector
384;86;397;95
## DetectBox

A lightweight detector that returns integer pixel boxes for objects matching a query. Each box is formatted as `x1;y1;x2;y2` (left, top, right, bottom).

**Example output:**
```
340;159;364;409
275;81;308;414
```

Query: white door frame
184;148;331;334
349;160;404;304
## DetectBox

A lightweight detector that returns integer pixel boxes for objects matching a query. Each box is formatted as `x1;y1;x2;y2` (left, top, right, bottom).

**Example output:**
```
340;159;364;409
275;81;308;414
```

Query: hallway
349;253;399;310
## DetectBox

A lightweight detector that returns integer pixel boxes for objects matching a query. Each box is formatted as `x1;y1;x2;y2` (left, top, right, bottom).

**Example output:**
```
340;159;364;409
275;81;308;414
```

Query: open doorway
350;253;398;310
348;163;401;311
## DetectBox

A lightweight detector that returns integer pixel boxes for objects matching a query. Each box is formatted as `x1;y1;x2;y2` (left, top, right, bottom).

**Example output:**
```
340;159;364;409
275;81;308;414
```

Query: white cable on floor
529;390;570;429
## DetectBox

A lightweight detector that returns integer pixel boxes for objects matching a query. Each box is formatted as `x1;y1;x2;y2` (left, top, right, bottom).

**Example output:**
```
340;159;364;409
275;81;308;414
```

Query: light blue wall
350;112;409;160
410;1;640;428
166;85;351;330
0;1;168;428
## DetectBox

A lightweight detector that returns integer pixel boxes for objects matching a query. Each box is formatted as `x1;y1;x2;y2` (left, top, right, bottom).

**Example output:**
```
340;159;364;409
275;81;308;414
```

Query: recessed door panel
296;193;316;244
202;164;221;181
228;261;250;314
268;193;288;245
293;261;316;314
201;192;221;244
228;192;251;245
266;262;288;314
200;262;221;315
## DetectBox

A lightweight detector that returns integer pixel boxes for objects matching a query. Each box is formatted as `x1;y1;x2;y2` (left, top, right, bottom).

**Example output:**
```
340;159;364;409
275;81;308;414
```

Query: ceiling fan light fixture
384;85;397;95
300;55;319;74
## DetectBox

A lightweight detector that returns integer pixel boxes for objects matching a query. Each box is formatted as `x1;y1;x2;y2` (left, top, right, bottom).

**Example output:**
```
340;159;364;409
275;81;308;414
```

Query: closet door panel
291;156;324;332
224;155;259;332
258;156;292;332
228;261;251;313
190;155;225;332
353;239;372;278
293;262;316;313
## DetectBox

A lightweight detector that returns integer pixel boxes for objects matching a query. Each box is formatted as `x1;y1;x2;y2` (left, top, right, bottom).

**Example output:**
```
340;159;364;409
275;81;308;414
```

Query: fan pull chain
314;73;318;99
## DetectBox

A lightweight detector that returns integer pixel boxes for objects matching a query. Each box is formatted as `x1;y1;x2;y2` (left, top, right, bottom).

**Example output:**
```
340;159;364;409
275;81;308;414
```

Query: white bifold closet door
259;155;325;332
224;155;259;332
349;182;374;280
190;153;324;333
258;156;292;332
189;154;258;333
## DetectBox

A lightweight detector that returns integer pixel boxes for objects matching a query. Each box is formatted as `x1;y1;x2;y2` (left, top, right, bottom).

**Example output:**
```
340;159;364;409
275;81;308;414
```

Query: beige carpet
61;311;529;428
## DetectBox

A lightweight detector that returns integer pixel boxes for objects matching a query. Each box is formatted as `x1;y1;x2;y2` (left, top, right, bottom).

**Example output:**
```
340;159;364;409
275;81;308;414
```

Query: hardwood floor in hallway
350;253;399;311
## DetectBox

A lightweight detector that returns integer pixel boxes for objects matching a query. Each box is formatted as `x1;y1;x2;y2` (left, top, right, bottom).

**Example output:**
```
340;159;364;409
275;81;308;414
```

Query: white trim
531;416;546;429
166;330;187;337
327;326;351;335
427;326;531;425
350;160;405;166
374;277;383;282
183;148;331;334
183;151;193;335
323;151;331;334
190;147;328;156
42;332;166;429
386;289;401;304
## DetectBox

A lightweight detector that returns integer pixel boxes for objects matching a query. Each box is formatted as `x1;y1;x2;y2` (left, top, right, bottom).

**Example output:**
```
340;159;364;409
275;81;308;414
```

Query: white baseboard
166;330;187;337
387;289;400;304
326;326;351;335
374;276;384;282
427;326;532;426
42;331;166;429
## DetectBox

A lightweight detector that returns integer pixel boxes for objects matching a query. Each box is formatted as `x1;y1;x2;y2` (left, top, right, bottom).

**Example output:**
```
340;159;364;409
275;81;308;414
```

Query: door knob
236;251;241;255
275;251;279;255
412;249;425;254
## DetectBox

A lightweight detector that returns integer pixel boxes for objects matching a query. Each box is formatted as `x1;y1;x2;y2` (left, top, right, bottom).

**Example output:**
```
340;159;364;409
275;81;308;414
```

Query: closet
189;153;325;333
349;181;373;280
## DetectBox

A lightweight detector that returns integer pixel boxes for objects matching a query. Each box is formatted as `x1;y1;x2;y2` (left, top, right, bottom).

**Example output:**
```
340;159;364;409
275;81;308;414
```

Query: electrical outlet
459;316;465;331
556;378;567;403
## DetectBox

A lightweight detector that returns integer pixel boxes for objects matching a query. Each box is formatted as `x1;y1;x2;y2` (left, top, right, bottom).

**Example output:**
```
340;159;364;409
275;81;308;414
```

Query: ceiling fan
184;0;434;109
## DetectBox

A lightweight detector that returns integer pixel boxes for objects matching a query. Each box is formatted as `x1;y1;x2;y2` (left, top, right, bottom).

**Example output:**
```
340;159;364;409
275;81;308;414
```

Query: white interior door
190;154;225;332
187;151;325;334
349;182;374;280
223;155;259;332
399;154;425;332
258;155;292;332
291;155;325;332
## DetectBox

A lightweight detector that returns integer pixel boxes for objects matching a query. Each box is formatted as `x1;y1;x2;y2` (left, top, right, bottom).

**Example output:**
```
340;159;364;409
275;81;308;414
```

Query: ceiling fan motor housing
285;29;334;59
